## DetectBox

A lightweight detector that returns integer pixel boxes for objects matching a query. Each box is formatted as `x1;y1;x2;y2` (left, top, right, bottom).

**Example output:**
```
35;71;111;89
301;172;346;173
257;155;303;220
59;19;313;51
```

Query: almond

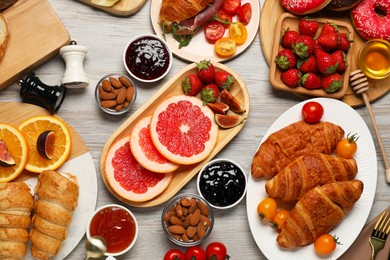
190;209;201;226
119;76;133;87
100;100;117;108
123;101;130;108
125;86;134;102
109;76;123;89
180;198;191;207
168;225;185;235
102;80;113;92
100;90;116;100
169;216;183;226
175;203;183;218
164;211;175;222
196;221;206;239
186;226;197;238
115;103;124;112
116;87;126;104
200;214;211;227
197;200;209;216
188;198;197;214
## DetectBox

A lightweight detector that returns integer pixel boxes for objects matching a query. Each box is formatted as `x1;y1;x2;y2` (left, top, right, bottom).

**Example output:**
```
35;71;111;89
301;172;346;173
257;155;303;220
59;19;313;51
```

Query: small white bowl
86;204;138;257
197;158;247;210
123;34;172;83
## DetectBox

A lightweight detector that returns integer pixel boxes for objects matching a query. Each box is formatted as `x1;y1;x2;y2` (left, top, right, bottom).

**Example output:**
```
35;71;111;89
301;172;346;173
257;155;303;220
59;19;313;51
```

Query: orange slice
0;123;29;182
18;116;72;173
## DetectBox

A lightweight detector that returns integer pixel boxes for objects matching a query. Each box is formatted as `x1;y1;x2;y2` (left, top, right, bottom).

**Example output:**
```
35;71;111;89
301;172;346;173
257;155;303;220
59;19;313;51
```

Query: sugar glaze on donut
280;0;332;14
351;0;390;40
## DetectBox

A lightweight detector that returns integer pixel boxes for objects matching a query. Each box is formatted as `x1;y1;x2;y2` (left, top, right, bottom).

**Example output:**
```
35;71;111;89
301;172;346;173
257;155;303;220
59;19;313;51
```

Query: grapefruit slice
104;136;173;202
150;95;218;165
130;115;180;173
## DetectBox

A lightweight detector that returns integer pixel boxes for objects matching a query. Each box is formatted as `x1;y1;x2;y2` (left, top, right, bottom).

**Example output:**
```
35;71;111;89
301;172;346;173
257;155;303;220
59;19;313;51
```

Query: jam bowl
123;34;173;83
86;204;138;256
161;193;214;247
197;158;247;210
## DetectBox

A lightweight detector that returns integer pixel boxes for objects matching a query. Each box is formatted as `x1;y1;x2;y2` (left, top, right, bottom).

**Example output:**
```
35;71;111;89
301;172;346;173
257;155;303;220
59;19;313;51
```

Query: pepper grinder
59;40;89;88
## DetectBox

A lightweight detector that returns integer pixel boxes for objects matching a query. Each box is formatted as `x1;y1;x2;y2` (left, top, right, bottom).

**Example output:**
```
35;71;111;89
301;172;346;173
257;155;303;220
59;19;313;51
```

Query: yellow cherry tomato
229;22;248;45
336;133;359;159
271;209;289;231
257;197;277;221
214;37;236;57
314;234;340;255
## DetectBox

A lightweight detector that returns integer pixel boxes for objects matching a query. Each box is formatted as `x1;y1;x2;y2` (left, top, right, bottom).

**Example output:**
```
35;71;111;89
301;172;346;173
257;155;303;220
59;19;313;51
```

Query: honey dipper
349;70;390;183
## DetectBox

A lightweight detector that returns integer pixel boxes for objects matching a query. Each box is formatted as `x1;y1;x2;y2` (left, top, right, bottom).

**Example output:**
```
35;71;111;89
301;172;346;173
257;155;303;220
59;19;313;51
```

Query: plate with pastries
246;98;377;259
150;0;260;62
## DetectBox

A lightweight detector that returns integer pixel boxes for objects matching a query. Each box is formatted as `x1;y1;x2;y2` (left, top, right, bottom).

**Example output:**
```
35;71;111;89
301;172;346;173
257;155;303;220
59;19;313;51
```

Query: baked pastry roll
251;121;344;179
265;153;358;202
30;170;79;260
0;182;34;260
277;180;363;248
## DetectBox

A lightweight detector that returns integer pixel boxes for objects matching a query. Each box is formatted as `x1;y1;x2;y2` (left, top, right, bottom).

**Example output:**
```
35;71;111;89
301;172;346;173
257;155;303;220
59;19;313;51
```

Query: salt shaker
59;40;89;88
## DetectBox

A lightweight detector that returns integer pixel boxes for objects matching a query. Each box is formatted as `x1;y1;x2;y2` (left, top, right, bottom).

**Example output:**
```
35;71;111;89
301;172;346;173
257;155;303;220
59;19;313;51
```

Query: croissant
0;182;34;260
265;153;358;202
30;170;79;260
251;121;344;179
277;180;364;248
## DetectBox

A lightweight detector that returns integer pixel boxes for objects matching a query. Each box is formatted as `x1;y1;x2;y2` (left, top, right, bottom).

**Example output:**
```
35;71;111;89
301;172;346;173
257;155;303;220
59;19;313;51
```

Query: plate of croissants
150;0;260;62
246;98;377;259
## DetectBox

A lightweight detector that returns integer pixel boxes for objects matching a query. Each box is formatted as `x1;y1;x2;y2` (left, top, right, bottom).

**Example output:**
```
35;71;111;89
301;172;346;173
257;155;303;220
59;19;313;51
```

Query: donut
351;0;390;40
280;0;332;14
327;0;362;10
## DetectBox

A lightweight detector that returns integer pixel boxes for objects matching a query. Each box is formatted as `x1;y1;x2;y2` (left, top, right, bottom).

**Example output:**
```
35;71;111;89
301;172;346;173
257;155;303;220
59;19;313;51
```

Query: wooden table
0;0;389;259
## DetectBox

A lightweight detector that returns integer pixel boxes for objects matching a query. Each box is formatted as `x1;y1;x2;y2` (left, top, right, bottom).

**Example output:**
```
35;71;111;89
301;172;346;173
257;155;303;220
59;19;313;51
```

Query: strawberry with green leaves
275;49;297;70
292;35;316;59
297;55;317;73
200;84;220;103
314;49;339;75
332;50;348;73
322;73;343;93
338;32;351;52
281;69;301;88
318;31;339;51
281;29;300;49
301;72;321;89
319;22;338;36
196;60;215;84
214;71;235;90
298;17;319;37
182;74;204;96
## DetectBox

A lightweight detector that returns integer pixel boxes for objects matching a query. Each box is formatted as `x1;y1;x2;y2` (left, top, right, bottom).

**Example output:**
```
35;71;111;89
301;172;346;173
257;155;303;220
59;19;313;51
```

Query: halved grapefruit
130;115;180;173
150;95;218;165
104;136;173;202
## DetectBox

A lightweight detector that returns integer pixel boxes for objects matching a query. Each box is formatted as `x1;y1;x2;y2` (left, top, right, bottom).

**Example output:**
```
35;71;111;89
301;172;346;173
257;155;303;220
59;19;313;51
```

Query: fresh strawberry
338;32;351;52
214;71;235;90
322;73;343;93
297;55;317;73
281;28;300;49
196;60;215;84
301;72;322;89
292;35;316;59
314;39;325;51
314;49;339;75
281;69;301;88
319;22;338;36
332;50;348;73
318;31;339;51
200;84;220;103
275;49;297;70
182;74;204;96
298;17;319;37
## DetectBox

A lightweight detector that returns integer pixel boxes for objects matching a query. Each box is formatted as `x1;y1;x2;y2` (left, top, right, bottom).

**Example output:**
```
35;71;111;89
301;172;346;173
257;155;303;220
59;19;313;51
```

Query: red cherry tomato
237;3;252;24
164;249;185;260
216;9;233;28
185;246;206;260
301;101;324;123
222;0;241;15
204;21;225;44
206;242;228;260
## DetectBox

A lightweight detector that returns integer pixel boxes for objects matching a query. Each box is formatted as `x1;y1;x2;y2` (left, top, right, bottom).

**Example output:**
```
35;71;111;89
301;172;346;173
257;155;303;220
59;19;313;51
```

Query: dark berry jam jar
123;34;172;82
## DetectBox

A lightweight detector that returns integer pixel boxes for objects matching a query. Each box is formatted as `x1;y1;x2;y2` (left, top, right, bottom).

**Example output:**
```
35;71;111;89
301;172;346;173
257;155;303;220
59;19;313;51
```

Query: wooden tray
0;0;70;90
100;63;250;207
260;0;390;107
78;0;147;16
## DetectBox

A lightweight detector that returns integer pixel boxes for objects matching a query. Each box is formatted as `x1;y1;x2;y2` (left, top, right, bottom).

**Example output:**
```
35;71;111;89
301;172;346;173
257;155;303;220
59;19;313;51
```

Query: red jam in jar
89;206;136;253
125;36;170;81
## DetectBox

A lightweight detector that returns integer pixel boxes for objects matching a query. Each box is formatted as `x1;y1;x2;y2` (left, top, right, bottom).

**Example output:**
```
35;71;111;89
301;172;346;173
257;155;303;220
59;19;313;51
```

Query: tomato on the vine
164;249;185;260
237;3;252;24
301;101;324;123
271;209;289;231
205;242;228;260
185;246;206;260
336;133;359;159
229;22;247;45
222;0;241;15
314;234;340;255
216;9;233;29
214;38;236;57
257;197;277;221
204;21;225;44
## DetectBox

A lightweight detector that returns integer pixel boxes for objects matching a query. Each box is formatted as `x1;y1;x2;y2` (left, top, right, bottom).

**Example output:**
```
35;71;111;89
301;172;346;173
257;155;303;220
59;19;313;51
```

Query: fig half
215;114;246;129
0;140;16;166
220;89;246;114
206;102;229;114
37;130;55;160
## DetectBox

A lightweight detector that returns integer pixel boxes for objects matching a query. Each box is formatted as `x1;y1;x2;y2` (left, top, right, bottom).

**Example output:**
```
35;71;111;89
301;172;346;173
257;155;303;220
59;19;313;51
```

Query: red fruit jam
125;36;170;81
89;206;136;253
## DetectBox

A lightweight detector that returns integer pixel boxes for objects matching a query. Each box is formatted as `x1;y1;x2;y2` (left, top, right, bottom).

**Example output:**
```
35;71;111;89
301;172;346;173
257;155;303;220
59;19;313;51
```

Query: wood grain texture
78;0;147;16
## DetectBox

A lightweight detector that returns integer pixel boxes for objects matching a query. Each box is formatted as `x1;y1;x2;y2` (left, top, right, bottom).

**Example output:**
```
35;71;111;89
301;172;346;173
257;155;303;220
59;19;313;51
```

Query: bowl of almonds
161;193;214;247
95;73;137;115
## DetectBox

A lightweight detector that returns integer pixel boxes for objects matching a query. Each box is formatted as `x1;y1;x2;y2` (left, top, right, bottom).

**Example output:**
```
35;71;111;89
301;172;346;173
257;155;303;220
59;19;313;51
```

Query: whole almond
169;216;183;226
123;101;130;108
190;209;201;226
115;103;124;112
200;214;211;227
168;225;185;235
196;222;206;239
186;226;197;238
164;211;175;222
125;86;134;102
119;76;133;87
100;100;117;108
180;198;191;207
100;91;117;100
102;80;113;92
175;203;183;218
197;200;209;216
109;77;123;89
188;198;197;214
116;87;126;104
181;233;189;242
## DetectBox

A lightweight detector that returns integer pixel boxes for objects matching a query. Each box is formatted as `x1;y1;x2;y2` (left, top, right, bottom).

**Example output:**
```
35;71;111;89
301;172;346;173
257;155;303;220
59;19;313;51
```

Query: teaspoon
85;236;107;260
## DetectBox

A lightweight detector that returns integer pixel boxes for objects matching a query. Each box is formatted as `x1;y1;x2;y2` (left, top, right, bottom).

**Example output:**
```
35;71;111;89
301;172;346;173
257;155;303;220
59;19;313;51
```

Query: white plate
150;0;260;62
246;98;377;260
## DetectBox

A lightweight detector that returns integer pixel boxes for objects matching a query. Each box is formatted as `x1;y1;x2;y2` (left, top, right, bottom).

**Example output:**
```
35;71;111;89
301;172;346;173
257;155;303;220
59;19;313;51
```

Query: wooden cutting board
78;0;147;16
0;0;70;90
260;0;390;107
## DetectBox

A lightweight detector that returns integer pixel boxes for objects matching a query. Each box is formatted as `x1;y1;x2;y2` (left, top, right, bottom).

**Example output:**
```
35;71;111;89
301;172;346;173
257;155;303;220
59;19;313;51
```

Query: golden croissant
29;170;79;260
277;180;364;248
0;182;34;260
251;121;344;179
265;153;358;202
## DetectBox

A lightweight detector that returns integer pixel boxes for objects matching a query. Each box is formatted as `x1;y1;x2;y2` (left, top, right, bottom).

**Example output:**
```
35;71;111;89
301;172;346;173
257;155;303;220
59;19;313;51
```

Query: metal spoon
85;236;107;260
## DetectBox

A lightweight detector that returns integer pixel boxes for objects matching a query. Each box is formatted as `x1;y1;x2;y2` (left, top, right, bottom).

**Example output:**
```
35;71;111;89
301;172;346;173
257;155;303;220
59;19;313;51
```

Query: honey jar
358;39;390;79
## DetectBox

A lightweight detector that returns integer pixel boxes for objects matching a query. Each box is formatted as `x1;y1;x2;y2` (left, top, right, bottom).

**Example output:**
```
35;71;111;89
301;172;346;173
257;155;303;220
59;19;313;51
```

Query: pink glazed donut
351;0;390;40
280;0;332;14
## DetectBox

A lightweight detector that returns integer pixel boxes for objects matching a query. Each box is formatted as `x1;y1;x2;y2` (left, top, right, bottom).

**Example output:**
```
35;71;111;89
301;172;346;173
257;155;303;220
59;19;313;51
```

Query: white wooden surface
0;0;389;258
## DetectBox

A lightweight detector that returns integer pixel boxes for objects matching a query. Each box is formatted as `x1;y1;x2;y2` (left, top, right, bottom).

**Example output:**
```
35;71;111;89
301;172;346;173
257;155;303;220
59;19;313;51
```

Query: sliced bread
0;14;9;62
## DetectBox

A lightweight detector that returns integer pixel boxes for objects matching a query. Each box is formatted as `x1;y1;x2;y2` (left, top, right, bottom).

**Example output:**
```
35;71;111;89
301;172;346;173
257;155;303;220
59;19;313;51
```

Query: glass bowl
95;73;137;115
161;193;214;247
358;39;390;79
